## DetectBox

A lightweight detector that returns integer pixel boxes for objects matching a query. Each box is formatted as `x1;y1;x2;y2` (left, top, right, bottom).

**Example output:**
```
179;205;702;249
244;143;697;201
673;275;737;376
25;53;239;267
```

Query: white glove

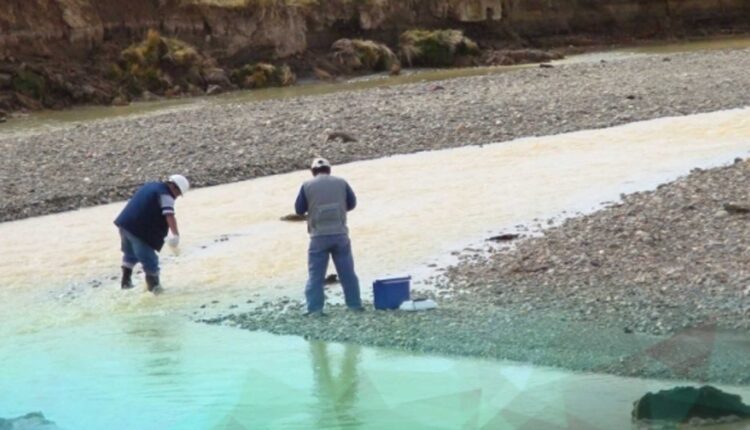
167;234;180;248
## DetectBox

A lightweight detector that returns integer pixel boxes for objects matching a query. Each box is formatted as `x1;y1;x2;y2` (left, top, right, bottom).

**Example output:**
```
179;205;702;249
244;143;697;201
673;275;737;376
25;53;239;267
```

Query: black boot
145;274;162;294
121;267;134;289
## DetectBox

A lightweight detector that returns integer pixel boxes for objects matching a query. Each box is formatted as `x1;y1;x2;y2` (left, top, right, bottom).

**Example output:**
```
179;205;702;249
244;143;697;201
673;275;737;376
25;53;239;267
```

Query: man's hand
167;234;180;248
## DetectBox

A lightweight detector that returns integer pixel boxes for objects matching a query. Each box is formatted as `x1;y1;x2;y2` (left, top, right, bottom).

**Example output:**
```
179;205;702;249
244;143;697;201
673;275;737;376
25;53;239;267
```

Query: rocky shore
206;157;750;384
2;47;750;222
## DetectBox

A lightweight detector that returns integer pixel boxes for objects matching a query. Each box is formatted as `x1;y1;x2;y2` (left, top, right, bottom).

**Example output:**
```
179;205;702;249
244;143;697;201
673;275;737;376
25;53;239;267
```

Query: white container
399;299;437;311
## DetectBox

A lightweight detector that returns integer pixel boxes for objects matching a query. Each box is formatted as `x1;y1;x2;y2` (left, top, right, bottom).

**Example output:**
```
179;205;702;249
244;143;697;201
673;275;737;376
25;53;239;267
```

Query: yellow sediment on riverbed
2;108;750;334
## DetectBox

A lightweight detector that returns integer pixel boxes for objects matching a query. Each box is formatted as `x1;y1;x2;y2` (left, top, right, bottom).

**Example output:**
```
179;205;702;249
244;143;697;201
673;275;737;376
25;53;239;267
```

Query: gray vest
302;174;349;237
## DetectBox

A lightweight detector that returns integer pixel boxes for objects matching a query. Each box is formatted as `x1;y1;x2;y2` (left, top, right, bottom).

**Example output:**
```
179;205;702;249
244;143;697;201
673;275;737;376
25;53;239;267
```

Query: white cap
311;158;331;169
168;174;190;195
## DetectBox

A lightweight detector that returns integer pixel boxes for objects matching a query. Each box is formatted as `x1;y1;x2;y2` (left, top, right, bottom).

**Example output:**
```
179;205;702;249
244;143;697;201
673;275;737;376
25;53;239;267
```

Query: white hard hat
311;158;331;169
168;174;190;195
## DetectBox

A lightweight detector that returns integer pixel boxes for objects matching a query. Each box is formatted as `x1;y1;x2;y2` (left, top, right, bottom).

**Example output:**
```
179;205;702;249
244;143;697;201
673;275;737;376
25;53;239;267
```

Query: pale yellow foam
2;108;750;334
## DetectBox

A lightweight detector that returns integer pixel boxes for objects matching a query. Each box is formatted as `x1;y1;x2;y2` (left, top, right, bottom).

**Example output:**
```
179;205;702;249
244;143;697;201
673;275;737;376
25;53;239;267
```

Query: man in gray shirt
295;158;363;315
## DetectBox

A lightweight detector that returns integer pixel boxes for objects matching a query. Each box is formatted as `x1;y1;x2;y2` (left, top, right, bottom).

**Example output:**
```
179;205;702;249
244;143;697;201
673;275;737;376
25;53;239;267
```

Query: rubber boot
121;267;134;289
145;274;162;294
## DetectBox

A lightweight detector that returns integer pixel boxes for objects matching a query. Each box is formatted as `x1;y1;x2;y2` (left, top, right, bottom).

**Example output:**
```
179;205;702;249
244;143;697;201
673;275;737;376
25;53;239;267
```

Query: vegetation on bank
399;29;480;67
230;63;296;89
0;26;563;116
330;38;399;73
110;30;212;97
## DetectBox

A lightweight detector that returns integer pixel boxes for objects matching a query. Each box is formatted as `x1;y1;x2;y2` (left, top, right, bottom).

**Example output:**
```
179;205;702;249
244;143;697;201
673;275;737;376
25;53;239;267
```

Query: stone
14;91;43;110
140;90;159;102
313;67;334;81
203;67;231;86
632;386;750;423
280;213;306;222
487;233;520;242
723;203;750;214
326;131;357;142
206;84;222;96
111;96;129;106
0;72;12;89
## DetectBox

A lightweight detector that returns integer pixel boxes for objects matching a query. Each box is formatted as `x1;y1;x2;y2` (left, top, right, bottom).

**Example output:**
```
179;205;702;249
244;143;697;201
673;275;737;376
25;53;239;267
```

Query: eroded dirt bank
0;0;748;116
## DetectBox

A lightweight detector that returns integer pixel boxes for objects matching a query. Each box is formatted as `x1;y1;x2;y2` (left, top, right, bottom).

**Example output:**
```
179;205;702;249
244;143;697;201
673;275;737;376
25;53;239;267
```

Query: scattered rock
325;274;339;285
111;96;129;106
487;233;520;242
280;213;306;222
0;72;12;89
206;84;222;96
326;131;357;142
313;67;334;81
203;67;231;87
483;49;563;66
723;202;750;214
140;90;159;102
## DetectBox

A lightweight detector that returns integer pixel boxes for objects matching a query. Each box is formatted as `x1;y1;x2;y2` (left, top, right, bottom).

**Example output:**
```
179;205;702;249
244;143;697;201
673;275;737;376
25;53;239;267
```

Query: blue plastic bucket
373;276;411;310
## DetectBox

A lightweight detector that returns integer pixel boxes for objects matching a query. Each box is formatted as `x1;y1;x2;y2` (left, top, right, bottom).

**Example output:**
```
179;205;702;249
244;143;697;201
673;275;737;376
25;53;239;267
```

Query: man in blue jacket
295;158;363;315
114;174;189;293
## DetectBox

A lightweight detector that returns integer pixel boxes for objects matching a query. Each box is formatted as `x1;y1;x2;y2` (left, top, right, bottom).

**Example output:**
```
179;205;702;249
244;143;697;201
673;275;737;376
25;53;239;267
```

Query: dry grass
331;38;398;72
117;30;207;95
230;63;296;89
399;29;479;67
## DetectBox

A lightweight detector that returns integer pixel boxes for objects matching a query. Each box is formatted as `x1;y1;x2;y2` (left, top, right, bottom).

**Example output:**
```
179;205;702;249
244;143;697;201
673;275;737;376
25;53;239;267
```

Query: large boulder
633;386;750;425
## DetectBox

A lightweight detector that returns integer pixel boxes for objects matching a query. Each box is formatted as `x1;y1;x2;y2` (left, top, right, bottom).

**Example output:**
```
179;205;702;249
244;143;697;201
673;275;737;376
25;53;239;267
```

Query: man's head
310;158;331;176
167;174;190;197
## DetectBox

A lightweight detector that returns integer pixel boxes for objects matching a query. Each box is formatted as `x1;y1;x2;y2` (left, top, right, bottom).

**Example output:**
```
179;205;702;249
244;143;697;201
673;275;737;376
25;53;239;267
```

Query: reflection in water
310;341;362;429
123;317;183;380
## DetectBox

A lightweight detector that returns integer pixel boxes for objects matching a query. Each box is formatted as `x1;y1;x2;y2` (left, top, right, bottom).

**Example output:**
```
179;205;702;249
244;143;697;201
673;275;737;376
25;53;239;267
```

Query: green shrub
115;29;207;96
331;38;398;72
230;63;296;89
399;29;479;67
12;70;46;99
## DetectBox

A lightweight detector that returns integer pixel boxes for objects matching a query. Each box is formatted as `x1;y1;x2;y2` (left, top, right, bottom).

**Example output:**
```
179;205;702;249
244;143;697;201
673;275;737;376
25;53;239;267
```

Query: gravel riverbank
207;159;750;384
2;47;750;221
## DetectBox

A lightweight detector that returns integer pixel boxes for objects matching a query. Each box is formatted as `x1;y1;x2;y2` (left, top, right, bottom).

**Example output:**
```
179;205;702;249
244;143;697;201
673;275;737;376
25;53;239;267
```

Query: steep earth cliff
0;0;747;117
2;0;748;63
